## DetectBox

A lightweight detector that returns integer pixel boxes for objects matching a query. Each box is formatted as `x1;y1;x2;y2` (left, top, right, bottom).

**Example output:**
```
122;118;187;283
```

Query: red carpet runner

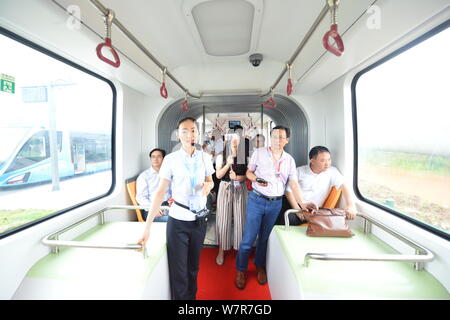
196;247;272;300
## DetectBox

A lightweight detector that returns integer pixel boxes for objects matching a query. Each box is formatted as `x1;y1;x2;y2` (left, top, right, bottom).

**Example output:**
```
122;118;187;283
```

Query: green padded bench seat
13;222;169;299
268;225;450;299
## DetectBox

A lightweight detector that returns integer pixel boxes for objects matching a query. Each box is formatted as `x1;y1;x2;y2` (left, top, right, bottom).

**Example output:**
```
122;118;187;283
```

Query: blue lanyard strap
183;152;201;192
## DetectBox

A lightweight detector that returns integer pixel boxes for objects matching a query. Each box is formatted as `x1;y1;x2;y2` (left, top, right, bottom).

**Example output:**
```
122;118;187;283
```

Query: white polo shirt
159;148;215;221
287;165;345;207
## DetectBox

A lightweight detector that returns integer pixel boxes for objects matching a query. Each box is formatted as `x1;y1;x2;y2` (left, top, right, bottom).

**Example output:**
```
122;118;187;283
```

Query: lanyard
183;152;201;193
268;147;284;176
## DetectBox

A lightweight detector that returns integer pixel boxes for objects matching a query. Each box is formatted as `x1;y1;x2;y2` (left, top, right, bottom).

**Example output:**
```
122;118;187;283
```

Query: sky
356;27;450;155
0;33;113;133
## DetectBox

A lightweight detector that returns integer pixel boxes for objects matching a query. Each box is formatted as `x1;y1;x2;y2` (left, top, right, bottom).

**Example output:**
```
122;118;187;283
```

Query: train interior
0;0;449;300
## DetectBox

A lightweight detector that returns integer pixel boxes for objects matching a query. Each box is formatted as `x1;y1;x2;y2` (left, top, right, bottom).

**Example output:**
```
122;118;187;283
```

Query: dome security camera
249;53;263;67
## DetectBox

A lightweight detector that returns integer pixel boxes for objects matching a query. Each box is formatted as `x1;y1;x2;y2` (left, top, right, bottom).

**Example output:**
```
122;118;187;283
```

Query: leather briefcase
303;208;354;237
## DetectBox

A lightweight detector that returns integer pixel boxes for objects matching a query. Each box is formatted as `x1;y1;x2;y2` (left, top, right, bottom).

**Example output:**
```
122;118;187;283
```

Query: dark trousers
166;216;207;300
212;164;220;195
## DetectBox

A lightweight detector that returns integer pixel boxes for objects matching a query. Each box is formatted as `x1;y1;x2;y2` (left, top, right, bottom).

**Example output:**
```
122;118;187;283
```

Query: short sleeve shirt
247;147;298;197
159;148;215;221
287;165;345;207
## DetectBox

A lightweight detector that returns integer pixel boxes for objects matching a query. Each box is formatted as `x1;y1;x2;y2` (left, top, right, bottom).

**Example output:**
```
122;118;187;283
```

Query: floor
204;211;217;246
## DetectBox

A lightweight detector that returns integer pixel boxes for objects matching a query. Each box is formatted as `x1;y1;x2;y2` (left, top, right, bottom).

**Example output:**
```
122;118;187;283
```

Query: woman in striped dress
214;132;249;265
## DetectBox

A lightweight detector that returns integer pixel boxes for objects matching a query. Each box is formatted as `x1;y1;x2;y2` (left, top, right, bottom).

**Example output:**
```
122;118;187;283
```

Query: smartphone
256;177;268;185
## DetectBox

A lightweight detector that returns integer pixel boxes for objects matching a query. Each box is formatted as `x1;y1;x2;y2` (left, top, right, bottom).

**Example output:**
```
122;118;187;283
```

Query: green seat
273;225;450;299
13;222;168;299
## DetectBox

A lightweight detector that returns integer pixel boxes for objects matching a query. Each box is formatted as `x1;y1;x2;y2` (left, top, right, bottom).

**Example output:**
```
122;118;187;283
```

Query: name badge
188;194;203;212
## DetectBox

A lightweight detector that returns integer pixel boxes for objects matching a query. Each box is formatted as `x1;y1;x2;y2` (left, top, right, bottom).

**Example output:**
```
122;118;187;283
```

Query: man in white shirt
137;117;215;300
280;146;357;225
136;148;171;222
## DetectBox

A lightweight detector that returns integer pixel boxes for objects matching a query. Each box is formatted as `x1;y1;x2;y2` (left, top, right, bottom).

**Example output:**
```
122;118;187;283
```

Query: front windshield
0;127;31;170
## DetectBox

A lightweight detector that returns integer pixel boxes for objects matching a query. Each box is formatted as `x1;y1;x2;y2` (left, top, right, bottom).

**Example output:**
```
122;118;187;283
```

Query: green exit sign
1;73;15;94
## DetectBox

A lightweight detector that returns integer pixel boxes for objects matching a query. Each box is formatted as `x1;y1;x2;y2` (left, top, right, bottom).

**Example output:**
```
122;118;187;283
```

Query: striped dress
215;142;249;250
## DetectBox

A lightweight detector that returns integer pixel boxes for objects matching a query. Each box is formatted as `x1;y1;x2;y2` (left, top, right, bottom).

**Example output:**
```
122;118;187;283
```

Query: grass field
360;149;450;176
0;209;55;234
359;149;450;234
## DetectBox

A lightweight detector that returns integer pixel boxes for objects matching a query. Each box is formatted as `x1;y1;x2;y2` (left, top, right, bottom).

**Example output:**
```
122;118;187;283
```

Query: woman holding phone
214;127;249;265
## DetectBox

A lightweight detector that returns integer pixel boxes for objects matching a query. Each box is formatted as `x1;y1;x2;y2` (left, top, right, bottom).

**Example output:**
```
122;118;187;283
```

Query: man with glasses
136;148;171;222
235;126;316;289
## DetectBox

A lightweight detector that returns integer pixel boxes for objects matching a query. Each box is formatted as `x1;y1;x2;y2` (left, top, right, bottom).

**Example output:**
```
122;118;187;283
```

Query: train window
0;29;115;238
353;22;449;238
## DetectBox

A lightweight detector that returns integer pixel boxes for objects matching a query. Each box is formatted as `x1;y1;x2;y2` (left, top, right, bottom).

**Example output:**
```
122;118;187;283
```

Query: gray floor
204;211;217;246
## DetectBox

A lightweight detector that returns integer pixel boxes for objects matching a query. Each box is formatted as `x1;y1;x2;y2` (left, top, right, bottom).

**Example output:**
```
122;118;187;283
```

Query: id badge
188;194;203;212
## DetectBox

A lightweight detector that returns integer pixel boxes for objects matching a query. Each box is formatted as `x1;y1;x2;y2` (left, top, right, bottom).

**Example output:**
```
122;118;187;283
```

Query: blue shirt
136;166;172;209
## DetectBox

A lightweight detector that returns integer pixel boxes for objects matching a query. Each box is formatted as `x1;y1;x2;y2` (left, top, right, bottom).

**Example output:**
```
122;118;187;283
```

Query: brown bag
303;208;354;237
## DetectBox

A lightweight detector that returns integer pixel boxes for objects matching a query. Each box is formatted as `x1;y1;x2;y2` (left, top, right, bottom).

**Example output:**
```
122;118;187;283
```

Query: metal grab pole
261;4;330;97
88;0;201;99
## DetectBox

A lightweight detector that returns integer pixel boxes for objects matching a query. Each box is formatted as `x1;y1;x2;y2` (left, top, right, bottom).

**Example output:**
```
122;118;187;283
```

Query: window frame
0;26;117;240
351;20;450;241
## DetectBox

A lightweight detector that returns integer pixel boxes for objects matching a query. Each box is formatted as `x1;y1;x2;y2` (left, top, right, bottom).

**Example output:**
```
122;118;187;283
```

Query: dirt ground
359;165;450;233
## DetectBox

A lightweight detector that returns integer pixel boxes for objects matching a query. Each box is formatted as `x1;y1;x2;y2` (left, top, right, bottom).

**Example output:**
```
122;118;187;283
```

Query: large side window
353;22;449;238
0;28;115;238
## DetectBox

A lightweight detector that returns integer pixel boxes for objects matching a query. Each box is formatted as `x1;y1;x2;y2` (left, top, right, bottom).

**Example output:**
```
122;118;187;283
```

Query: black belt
252;190;283;201
174;200;205;214
174;201;191;211
174;200;209;227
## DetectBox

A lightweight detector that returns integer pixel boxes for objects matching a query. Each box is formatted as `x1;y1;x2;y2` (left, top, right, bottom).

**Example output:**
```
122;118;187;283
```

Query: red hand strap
286;78;293;96
181;99;189;111
96;38;121;68
263;97;277;109
322;24;344;56
160;82;168;99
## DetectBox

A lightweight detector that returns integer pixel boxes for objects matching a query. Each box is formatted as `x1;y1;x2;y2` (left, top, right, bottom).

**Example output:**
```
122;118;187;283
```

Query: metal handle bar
88;0;200;98
42;205;170;258
283;209;434;270
261;4;330;97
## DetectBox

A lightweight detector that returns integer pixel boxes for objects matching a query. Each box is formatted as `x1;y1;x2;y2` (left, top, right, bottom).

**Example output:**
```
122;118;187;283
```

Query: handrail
283;210;434;271
88;0;201;99
261;4;330;97
42;205;170;258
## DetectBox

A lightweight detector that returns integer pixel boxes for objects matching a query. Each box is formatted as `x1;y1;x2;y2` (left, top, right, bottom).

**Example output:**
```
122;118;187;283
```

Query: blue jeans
236;191;282;271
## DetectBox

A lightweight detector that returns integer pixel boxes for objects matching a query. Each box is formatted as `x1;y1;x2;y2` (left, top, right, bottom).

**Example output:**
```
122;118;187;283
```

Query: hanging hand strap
286;63;293;96
322;0;344;56
160;68;168;98
263;89;277;109
96;9;121;67
181;91;189;111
